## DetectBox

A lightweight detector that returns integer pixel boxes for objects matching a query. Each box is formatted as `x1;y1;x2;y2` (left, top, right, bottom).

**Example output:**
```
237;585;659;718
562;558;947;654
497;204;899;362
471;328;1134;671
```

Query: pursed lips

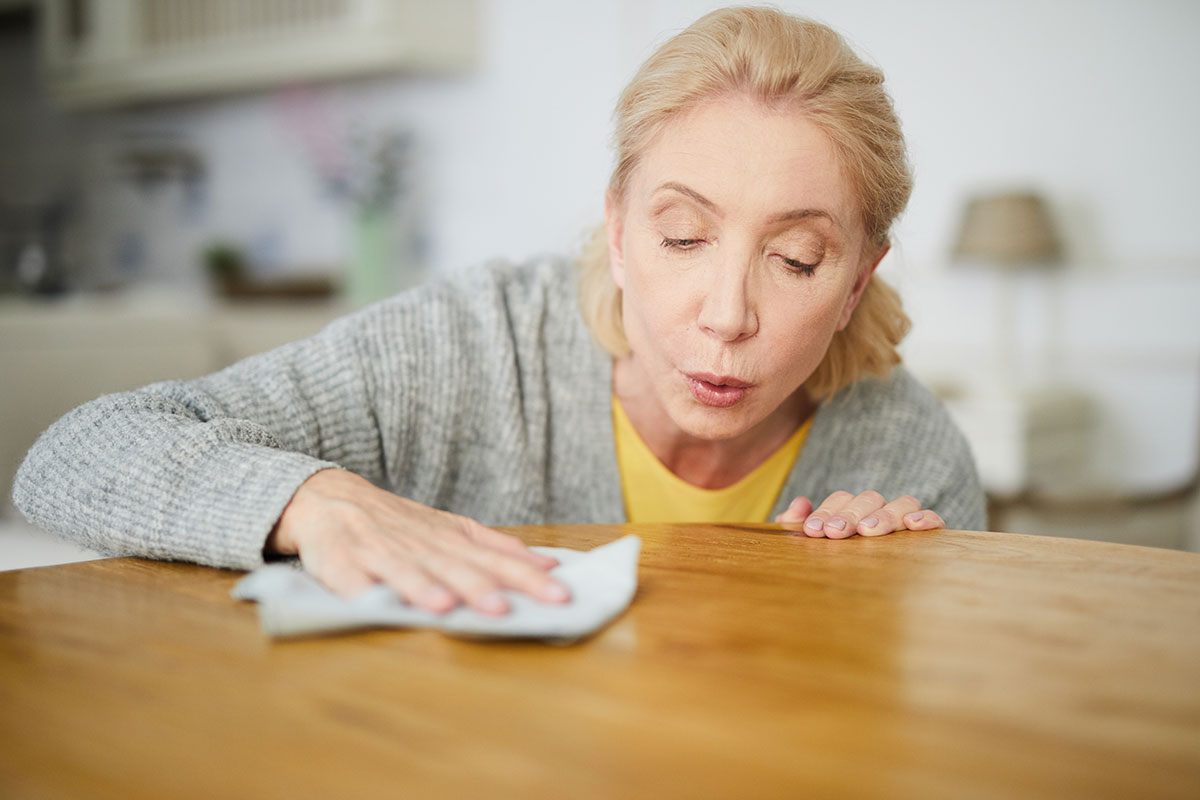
685;371;753;389
684;371;754;408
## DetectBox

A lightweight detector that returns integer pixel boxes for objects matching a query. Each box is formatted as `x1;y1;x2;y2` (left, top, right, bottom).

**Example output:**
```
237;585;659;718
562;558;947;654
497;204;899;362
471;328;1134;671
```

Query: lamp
951;190;1065;386
953;190;1062;266
948;190;1092;506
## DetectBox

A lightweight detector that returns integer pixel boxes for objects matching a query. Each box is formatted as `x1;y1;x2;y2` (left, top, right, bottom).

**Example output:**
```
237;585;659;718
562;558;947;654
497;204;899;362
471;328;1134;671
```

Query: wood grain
1;525;1198;799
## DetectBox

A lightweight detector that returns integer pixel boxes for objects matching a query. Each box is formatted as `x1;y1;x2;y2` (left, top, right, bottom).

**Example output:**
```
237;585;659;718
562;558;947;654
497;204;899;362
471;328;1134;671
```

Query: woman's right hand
266;469;570;616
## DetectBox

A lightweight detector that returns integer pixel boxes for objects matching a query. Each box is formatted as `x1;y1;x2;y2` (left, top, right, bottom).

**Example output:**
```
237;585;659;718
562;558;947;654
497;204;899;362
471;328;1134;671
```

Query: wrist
265;467;349;556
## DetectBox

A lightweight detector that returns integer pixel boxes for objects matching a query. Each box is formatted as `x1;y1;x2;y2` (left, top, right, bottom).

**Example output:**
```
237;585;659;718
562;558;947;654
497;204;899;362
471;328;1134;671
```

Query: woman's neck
613;358;815;490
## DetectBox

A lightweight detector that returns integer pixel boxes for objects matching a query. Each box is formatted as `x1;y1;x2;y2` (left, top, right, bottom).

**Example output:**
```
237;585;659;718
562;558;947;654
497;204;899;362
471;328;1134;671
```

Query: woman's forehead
631;95;858;234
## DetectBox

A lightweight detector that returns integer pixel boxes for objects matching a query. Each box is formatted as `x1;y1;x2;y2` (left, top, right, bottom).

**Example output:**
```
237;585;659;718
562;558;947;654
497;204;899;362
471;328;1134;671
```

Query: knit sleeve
11;256;575;569
11;313;384;570
927;447;988;531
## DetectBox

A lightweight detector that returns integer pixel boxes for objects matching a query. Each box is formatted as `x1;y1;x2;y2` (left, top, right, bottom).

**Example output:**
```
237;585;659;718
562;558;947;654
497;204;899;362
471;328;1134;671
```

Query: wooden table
2;524;1198;799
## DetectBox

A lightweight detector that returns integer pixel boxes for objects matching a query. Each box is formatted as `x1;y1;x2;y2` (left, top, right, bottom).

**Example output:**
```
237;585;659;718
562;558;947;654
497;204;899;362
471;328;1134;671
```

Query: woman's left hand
773;490;944;538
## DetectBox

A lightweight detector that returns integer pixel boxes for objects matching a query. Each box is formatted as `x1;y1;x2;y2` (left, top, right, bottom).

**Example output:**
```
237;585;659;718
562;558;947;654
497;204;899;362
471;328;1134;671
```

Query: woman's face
606;92;883;442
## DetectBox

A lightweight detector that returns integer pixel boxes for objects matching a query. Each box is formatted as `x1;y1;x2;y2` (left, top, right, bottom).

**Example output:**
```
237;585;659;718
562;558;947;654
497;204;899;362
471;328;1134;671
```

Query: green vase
346;209;396;307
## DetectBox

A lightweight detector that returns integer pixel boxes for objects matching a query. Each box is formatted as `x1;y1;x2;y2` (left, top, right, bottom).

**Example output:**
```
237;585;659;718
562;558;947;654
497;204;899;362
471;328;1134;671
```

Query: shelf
42;0;478;108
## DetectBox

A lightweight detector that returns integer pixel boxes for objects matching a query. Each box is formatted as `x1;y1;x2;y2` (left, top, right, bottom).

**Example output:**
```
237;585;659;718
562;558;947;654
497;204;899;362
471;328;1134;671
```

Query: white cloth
232;535;640;641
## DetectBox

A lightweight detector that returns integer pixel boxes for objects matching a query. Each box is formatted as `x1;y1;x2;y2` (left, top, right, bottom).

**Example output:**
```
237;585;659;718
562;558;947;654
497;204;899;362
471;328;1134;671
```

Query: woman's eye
660;237;703;251
780;256;818;277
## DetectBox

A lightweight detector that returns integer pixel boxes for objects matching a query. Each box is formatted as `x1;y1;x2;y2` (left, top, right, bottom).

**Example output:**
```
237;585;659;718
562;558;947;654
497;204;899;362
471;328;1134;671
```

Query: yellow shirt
613;397;812;523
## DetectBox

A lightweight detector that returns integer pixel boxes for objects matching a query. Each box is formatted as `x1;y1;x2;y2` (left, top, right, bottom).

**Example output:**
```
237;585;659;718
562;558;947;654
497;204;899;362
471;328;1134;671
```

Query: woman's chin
670;402;760;442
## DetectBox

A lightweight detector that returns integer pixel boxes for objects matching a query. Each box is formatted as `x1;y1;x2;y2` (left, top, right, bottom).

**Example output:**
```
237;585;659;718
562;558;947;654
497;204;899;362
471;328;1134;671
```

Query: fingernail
805;517;823;531
905;512;924;524
861;516;879;528
424;585;455;610
478;591;509;615
542;581;571;603
826;518;846;531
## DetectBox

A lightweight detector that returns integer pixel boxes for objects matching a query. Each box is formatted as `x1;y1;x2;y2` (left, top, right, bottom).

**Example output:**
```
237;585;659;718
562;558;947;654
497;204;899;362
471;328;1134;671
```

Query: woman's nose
697;262;758;343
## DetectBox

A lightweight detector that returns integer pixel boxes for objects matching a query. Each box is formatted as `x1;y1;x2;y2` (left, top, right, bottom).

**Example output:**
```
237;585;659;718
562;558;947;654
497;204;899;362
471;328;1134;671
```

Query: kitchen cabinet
41;0;478;108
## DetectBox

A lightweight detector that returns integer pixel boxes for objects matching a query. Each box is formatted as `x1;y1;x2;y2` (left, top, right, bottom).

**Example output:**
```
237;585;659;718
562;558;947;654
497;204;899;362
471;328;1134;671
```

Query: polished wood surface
2;525;1198;799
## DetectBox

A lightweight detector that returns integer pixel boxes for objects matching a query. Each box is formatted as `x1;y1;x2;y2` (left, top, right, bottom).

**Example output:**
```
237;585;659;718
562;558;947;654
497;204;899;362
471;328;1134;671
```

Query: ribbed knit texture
13;256;985;570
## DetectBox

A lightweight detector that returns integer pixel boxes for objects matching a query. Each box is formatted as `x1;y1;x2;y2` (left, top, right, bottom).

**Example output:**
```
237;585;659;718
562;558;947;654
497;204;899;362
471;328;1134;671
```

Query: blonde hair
578;6;912;400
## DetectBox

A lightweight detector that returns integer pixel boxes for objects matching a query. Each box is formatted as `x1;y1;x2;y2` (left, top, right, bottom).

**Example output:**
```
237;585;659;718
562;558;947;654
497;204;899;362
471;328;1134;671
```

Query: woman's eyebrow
654;182;719;215
767;207;839;231
653;181;841;231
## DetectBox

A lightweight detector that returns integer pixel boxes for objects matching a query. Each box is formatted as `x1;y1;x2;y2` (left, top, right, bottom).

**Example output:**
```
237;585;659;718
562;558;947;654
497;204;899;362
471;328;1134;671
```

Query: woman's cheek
764;291;842;359
630;253;689;333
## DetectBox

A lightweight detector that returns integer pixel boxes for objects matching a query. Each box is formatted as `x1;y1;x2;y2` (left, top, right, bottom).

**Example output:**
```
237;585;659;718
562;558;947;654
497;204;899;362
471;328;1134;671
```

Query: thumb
775;496;814;523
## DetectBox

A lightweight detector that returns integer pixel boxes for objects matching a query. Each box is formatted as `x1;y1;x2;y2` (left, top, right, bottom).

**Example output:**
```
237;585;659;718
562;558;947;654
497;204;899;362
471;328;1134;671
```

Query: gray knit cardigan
13;256;985;570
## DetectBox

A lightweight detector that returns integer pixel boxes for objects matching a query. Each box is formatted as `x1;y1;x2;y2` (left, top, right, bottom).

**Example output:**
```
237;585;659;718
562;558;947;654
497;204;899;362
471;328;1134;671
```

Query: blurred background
2;0;1198;568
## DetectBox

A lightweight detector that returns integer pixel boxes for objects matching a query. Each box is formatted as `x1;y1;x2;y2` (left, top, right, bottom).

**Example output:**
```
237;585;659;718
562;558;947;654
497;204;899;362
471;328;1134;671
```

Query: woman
14;8;983;616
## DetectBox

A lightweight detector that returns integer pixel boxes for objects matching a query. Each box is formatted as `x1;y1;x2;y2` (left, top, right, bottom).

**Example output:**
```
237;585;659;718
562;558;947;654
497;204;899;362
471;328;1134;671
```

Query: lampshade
952;191;1062;266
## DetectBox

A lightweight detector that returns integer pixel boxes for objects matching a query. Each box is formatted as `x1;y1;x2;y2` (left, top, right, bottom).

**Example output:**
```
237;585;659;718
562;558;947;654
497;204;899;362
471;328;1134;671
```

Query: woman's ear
837;244;889;330
605;191;626;290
